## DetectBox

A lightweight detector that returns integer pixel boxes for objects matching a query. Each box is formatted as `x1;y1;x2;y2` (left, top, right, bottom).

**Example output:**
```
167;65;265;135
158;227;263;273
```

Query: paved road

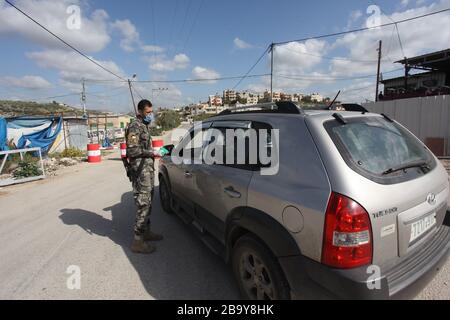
0;152;239;299
0;128;449;299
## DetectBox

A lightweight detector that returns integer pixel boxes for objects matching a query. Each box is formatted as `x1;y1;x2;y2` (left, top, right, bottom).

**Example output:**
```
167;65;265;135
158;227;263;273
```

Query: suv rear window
324;116;436;184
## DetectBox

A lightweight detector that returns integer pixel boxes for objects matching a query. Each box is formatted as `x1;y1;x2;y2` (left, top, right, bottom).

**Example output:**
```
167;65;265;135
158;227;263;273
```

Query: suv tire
159;176;173;214
231;234;290;300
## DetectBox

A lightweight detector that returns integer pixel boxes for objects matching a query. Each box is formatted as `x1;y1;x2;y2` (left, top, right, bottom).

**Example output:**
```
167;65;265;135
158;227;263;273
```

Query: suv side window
202;120;276;172
175;122;212;161
203;121;253;171
252;121;277;170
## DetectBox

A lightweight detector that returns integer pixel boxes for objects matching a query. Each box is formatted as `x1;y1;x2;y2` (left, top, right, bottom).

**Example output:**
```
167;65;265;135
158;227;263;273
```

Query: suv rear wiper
382;160;430;175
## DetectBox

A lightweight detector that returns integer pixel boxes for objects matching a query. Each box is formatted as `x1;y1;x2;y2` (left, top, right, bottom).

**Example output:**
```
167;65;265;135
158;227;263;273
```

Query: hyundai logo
426;193;436;205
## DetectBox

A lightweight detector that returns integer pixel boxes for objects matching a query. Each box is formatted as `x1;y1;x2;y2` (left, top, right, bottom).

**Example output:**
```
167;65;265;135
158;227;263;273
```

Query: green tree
156;110;181;131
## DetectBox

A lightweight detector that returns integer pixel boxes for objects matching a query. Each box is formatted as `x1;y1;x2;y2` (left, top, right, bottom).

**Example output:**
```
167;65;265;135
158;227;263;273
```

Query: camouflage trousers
132;167;155;236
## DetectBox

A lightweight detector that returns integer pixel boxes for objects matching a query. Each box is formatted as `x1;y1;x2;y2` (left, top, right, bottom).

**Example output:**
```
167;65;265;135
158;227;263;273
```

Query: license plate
410;213;436;243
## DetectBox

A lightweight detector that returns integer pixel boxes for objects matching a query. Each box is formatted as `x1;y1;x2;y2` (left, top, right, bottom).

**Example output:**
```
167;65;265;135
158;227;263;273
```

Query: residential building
237;91;250;100
264;91;281;102
294;93;304;101
311;93;324;103
209;95;223;106
281;93;292;101
291;95;299;103
223;90;237;102
246;96;259;105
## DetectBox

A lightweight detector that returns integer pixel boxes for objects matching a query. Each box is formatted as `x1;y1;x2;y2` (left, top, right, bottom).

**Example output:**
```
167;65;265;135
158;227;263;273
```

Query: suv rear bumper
280;223;450;300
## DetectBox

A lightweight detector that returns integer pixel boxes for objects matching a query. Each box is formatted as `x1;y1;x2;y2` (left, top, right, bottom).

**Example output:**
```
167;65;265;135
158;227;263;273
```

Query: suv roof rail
306;103;369;113
341;103;369;113
217;101;303;116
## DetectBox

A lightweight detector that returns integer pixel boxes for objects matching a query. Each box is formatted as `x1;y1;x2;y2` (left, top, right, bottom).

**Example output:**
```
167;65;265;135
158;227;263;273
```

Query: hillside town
1;0;450;306
175;90;329;119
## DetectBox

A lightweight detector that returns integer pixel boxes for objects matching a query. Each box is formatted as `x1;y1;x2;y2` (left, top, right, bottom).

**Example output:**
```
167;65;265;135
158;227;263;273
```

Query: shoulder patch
127;132;139;145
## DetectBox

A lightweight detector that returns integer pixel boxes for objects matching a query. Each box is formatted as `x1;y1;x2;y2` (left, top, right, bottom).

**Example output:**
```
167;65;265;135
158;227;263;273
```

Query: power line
166;0;180;58
177;0;192;53
370;0;406;58
383;25;397;63
395;23;406;58
273;8;450;46
150;0;157;62
342;83;375;93
84;73;270;84
38;86;128;101
182;0;205;53
130;83;145;100
40;92;81;100
233;9;450;92
279;45;385;63
276;68;403;81
4;0;126;81
232;46;272;89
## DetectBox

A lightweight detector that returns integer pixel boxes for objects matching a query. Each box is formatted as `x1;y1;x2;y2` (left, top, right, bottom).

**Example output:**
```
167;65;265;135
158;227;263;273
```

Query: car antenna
327;90;341;109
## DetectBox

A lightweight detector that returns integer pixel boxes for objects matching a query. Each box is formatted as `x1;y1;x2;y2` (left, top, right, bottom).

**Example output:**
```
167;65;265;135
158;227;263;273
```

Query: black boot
131;235;156;254
143;229;164;241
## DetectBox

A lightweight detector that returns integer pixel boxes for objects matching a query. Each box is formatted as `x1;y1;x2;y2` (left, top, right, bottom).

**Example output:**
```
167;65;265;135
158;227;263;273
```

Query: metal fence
363;95;450;156
0;147;45;187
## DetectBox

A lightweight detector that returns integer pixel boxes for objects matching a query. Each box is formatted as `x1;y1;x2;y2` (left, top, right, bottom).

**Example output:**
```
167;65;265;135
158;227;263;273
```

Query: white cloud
245;0;450;103
111;19;164;54
337;81;375;103
234;37;253;49
142;45;165;53
401;0;410;6
192;66;220;80
111;19;140;52
331;0;450;78
275;40;326;72
243;39;329;93
132;81;184;108
268;39;328;91
0;0;110;53
147;53;190;71
0;75;52;90
27;49;125;90
346;10;363;29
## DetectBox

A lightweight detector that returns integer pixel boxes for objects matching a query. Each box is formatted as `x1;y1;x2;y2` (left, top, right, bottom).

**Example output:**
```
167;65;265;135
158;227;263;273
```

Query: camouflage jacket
125;117;155;171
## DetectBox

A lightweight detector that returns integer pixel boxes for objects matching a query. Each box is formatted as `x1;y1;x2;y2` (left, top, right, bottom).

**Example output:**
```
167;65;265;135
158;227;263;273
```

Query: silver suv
158;102;450;300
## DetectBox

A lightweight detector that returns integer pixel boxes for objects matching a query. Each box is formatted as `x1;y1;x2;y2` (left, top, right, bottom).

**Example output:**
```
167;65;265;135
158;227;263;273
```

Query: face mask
143;113;154;124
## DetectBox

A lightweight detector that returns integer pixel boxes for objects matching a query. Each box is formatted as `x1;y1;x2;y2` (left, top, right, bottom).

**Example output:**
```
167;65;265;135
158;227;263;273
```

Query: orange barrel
87;144;101;163
152;139;164;158
120;143;127;159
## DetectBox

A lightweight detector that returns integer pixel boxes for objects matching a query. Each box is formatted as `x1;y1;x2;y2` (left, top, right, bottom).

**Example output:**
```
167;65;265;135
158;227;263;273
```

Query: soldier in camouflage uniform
126;99;163;254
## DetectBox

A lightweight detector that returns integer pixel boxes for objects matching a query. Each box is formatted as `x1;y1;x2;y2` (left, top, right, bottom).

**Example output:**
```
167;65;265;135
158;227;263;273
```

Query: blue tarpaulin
0;117;8;151
7;118;53;129
8;117;62;154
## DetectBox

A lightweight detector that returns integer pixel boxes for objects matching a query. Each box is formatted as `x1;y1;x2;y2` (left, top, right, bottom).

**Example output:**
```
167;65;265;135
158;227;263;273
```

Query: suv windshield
325;116;436;184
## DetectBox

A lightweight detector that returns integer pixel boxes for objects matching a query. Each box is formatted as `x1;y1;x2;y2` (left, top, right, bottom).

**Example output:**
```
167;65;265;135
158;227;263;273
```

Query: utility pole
104;114;108;146
61;112;67;150
96;115;100;145
81;78;87;118
375;40;382;102
128;78;137;115
270;43;274;103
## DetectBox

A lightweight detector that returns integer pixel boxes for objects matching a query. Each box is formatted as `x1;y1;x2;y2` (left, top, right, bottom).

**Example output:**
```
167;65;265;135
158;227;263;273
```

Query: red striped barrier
87;144;101;163
120;143;127;159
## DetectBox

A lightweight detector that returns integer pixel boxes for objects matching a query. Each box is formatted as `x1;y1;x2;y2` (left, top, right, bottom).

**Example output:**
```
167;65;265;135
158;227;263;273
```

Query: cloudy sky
0;0;449;113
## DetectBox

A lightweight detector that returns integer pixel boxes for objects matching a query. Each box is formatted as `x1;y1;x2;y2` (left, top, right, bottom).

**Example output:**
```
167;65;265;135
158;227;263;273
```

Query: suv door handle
224;186;241;198
184;171;192;178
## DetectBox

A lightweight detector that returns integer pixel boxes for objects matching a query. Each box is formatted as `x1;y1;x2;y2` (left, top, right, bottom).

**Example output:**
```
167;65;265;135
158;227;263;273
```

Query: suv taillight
322;192;372;269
